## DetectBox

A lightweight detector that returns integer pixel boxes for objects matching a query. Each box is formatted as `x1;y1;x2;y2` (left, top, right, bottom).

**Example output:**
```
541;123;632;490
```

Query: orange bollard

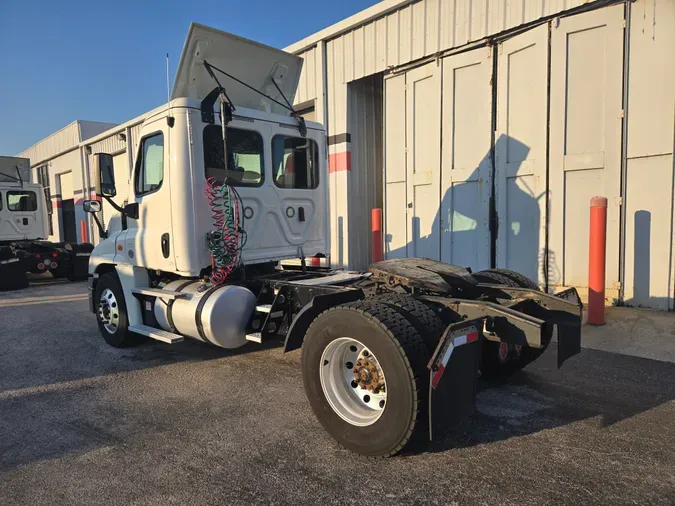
372;208;383;263
80;220;88;244
588;197;607;325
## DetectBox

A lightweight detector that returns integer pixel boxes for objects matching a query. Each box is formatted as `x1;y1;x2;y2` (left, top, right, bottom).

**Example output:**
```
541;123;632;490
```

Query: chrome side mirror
83;200;102;213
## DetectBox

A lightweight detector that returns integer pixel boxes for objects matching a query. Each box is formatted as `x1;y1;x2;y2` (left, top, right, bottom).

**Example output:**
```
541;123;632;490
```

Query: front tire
94;272;137;347
302;301;430;457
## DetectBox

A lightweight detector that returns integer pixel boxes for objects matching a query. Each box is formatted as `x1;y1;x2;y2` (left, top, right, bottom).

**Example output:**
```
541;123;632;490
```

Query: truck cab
87;24;328;280
0;157;49;244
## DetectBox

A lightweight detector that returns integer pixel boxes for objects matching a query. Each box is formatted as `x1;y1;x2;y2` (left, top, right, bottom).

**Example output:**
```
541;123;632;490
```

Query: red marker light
36;254;40;259
52;253;57;258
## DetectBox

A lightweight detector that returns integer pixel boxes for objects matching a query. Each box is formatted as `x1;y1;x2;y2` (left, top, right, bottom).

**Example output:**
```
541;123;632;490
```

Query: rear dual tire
302;301;430;457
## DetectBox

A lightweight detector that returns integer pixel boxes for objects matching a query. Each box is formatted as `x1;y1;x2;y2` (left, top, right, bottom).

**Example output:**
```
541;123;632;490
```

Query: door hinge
616;196;623;206
623;19;627;28
620;109;625;119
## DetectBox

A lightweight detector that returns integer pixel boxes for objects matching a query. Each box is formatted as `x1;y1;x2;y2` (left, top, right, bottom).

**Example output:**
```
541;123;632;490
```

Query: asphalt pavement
1;279;674;505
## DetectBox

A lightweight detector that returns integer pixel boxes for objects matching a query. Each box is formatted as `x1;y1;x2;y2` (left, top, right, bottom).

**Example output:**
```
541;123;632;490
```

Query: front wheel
94;272;138;347
302;301;430;457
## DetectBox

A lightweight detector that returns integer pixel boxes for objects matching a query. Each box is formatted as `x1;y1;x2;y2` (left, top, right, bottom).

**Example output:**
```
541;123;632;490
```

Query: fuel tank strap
167;280;194;333
195;285;221;344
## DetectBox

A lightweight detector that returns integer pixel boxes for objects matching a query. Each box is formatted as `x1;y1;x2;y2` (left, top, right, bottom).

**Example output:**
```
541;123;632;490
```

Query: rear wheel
94;272;138;347
302;301;430;457
371;293;446;349
473;269;552;376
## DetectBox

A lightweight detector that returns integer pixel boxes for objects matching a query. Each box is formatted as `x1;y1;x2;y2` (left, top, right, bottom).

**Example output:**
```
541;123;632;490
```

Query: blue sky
0;0;379;155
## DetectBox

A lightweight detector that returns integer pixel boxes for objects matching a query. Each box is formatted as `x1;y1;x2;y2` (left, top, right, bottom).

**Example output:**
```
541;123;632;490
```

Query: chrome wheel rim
319;337;387;427
98;288;120;334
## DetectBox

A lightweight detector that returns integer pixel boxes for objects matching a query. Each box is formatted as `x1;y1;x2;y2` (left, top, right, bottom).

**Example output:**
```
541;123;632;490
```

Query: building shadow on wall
384;134;560;290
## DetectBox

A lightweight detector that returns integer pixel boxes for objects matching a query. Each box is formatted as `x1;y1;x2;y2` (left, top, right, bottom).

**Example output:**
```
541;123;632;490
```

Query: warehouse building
17;0;675;310
286;0;675;310
17;120;117;243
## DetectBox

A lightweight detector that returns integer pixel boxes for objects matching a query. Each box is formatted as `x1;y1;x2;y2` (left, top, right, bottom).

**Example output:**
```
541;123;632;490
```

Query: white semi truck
84;24;583;457
0;156;92;289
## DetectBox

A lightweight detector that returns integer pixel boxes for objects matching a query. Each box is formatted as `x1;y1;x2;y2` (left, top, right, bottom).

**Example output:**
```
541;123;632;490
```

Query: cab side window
135;133;164;196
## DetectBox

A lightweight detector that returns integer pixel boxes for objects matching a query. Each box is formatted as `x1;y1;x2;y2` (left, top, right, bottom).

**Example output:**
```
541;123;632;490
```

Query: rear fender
283;290;364;352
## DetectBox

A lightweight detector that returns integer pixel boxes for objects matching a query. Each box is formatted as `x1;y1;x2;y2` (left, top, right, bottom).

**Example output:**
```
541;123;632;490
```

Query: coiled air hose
205;177;247;284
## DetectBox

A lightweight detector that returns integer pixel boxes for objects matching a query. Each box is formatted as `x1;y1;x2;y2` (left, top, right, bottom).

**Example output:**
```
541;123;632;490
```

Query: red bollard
588;197;607;325
371;208;383;263
80;220;88;244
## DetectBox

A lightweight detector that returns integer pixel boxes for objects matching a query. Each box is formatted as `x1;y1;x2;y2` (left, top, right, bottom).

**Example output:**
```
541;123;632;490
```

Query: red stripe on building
328;151;351;173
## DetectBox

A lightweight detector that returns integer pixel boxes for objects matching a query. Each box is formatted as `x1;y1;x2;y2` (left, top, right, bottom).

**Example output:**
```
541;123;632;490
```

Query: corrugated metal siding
18;122;80;166
324;0;599;86
78;121;118;143
18;120;118;166
294;46;318;106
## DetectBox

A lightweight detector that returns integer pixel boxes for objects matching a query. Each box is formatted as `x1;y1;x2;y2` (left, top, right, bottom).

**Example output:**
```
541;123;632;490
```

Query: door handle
161;233;170;258
298;207;306;222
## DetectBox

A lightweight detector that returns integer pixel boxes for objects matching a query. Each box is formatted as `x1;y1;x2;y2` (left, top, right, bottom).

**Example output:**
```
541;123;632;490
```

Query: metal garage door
622;0;675;309
384;62;442;260
495;24;549;286
440;47;492;271
548;5;624;297
384;48;494;271
101;151;130;232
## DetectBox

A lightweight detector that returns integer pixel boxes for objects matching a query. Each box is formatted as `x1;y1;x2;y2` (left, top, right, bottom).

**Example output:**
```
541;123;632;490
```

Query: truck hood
172;23;303;116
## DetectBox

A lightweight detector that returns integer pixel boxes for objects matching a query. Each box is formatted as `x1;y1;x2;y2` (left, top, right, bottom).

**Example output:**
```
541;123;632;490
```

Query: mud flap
557;322;581;368
553;287;583;368
65;243;94;281
427;318;485;441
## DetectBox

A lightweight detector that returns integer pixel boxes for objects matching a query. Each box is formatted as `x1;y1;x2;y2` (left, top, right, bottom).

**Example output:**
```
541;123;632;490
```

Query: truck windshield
203;125;264;187
7;191;37;211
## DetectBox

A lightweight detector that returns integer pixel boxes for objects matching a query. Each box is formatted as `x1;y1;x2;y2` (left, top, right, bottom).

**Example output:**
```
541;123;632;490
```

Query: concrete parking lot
1;280;674;505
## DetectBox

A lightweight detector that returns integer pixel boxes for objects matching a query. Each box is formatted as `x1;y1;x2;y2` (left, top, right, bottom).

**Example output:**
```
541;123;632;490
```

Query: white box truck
84;24;582;457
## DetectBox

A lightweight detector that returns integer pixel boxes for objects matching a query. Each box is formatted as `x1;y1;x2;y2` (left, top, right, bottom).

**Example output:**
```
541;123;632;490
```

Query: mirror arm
102;195;125;214
90;213;107;239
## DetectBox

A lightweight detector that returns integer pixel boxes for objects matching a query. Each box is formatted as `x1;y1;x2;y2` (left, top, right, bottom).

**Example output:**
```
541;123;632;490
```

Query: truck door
119;116;175;271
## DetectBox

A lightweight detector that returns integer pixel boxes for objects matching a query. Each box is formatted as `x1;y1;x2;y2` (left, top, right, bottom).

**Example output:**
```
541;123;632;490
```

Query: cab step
255;304;283;318
129;324;184;344
131;288;189;300
246;332;262;343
